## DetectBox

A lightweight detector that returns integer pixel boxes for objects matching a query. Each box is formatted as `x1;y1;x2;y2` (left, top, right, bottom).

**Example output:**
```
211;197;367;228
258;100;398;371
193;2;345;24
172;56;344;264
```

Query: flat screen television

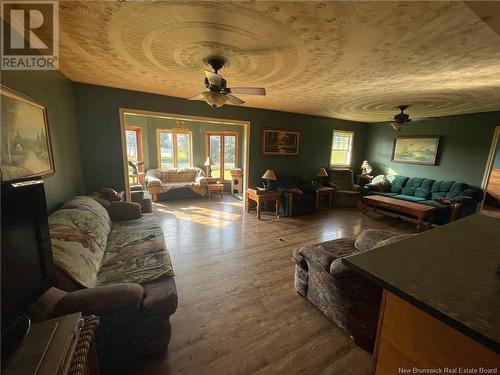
1;179;54;365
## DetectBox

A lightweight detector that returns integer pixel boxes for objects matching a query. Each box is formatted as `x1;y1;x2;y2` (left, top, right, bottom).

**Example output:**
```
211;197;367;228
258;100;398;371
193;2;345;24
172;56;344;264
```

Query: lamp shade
204;157;215;166
316;168;328;177
261;169;277;180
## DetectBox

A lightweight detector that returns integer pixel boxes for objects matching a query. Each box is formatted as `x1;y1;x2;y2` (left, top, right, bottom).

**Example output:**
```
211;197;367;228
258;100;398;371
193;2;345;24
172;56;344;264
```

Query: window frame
205;131;239;181
156;128;193;169
125;126;144;172
330;130;354;168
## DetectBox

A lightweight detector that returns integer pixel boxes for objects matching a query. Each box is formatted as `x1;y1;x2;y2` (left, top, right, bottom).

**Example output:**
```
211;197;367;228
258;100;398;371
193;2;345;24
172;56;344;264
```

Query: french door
206;132;238;181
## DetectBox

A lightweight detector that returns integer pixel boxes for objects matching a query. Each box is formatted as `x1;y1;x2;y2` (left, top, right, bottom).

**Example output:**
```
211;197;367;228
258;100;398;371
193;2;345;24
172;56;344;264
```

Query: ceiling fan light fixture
201;91;227;108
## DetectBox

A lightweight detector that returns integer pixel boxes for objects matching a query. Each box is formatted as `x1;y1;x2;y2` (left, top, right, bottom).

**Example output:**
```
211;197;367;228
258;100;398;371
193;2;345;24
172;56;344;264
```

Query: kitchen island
343;214;500;373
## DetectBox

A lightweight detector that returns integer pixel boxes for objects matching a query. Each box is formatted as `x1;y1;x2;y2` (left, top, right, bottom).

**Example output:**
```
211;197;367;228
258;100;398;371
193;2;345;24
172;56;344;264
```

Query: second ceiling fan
188;58;266;108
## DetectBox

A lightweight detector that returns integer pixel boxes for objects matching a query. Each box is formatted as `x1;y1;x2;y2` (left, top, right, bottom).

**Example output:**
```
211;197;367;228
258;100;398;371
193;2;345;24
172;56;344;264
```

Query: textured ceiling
58;1;500;122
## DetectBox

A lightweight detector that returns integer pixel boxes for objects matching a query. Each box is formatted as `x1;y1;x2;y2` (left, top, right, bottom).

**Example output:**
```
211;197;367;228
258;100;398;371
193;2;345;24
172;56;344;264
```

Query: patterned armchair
293;229;414;352
327;169;361;207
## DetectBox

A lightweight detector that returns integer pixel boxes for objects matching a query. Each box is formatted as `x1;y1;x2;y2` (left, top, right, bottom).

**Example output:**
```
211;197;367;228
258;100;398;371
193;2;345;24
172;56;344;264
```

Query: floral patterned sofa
36;196;177;370
293;229;413;352
145;167;207;201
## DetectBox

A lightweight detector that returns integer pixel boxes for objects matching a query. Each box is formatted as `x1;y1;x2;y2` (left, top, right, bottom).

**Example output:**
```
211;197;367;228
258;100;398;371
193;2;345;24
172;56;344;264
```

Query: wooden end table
246;190;280;219
362;195;435;232
315;187;335;211
207;183;224;200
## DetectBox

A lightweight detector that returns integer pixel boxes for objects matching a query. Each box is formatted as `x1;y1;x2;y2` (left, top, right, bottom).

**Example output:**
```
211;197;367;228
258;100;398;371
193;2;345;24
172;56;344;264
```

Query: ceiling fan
188;57;266;108
390;105;412;131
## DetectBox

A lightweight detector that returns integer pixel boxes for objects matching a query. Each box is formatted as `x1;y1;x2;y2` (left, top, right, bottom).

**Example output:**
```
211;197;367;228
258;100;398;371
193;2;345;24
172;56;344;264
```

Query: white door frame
480;125;500;210
118;108;251;202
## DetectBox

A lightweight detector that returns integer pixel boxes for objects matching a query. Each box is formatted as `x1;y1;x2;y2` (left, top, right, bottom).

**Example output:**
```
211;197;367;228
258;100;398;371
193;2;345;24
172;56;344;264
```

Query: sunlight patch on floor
155;205;240;228
219;201;244;208
179;206;241;220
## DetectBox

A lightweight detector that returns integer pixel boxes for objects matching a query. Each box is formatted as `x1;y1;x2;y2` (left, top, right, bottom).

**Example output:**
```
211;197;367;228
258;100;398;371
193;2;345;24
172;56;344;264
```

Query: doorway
118;108;250;202
481;126;500;217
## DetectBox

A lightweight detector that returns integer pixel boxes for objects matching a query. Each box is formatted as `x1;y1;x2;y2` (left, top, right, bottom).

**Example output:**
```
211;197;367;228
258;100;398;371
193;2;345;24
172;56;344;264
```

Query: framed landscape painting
392;136;440;165
1;86;54;182
262;128;300;156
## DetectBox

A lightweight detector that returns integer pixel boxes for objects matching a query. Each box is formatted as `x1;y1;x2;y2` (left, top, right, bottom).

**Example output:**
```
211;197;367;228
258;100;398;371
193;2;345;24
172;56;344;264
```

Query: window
330;130;354;167
157;129;192;169
206;132;238;180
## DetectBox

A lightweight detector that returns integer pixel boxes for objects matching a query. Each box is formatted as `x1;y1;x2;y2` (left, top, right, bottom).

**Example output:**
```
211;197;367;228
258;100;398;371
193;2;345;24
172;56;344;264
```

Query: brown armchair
327;169;361;207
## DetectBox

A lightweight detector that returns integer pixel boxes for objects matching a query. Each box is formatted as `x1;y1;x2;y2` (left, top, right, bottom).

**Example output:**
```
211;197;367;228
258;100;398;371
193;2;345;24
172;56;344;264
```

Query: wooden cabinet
374;292;500;373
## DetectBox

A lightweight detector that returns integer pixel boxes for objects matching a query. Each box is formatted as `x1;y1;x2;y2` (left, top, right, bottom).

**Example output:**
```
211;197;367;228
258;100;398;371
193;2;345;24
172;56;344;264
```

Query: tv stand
1;314;31;369
3;313;89;375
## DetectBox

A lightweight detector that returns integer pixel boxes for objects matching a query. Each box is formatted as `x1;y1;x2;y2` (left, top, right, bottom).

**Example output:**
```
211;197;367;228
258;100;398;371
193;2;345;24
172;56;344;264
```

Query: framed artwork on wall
391;136;440;165
1;85;54;182
262;128;300;156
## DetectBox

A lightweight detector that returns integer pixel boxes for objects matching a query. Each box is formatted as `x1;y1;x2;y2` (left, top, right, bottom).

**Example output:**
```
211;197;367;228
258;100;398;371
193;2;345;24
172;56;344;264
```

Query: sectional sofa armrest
461;188;484;202
195;176;207;186
295;244;336;273
108;201;142;222
298;184;316;195
54;283;144;317
146;175;162;187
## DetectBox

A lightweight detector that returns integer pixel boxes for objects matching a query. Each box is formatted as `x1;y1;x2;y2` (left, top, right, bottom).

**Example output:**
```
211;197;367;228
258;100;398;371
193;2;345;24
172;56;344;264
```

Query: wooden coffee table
362;195;436;232
246;190;280;220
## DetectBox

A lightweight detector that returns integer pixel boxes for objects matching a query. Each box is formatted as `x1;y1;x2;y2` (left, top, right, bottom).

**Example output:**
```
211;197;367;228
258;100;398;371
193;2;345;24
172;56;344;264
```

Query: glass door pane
176;133;190;168
159;132;174;169
209;135;221;178
223;135;236;180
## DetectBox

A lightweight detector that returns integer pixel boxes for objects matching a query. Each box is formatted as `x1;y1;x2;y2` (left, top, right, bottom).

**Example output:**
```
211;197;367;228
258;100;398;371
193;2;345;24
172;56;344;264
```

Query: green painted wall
1;71;84;210
73;83;368;193
124;114;244;171
366;112;500;186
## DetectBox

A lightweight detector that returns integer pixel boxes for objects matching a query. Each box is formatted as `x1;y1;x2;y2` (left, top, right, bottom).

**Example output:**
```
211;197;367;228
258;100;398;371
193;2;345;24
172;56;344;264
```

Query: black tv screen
1;179;54;329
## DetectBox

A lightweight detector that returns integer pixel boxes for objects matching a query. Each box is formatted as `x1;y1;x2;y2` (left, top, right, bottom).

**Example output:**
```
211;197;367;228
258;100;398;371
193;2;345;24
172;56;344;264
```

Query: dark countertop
342;214;500;353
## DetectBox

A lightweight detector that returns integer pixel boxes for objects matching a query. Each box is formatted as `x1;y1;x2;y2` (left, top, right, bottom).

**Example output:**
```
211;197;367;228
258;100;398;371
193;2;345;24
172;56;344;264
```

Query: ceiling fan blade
188;93;204;101
225;94;245;105
229;87;266;96
205;71;223;88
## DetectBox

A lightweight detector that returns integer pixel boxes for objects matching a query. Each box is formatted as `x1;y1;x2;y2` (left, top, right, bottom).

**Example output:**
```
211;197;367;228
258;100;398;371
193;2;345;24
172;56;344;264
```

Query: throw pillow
99;188;121;201
108;201;142;222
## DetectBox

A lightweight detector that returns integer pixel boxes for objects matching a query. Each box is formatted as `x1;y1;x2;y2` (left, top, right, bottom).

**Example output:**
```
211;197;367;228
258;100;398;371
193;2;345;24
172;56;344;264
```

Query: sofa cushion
354;229;402;252
415;187;431;199
372;234;415;249
450;182;468;194
401;186;416;196
63;196;112;233
49;208;109;288
394;194;426;203
390;176;409;193
97;214;175;286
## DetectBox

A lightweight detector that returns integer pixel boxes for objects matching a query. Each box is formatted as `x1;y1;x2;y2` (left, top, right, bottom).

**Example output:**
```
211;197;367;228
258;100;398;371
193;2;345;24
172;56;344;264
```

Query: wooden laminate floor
116;196;415;375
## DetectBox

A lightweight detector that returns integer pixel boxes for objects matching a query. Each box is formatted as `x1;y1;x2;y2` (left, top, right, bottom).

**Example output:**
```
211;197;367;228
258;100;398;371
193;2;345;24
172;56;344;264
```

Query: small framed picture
262;128;300;156
392;136;440;165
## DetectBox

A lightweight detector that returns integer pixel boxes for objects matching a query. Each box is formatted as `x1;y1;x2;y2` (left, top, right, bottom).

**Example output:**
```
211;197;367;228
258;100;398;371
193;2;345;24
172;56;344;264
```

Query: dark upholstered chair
274;175;317;216
327;169;361;207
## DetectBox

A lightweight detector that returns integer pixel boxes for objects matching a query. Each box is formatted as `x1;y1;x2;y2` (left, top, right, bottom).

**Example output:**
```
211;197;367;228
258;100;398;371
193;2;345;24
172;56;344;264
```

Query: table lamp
261;169;277;190
361;160;372;175
316;167;328;187
204;157;215;177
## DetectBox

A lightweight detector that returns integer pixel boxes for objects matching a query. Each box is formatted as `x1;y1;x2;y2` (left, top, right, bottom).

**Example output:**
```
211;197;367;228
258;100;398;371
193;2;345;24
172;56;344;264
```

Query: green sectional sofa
363;175;483;224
